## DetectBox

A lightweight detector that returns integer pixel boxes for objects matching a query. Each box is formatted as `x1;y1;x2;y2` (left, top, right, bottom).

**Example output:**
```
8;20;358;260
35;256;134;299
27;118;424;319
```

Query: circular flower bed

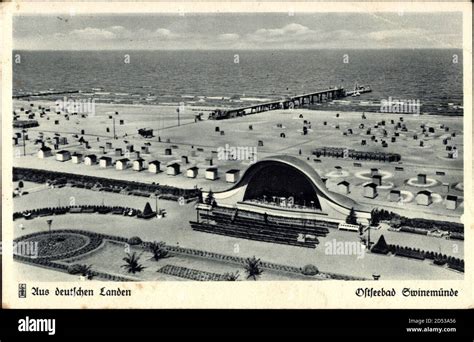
34;233;90;259
15;230;104;261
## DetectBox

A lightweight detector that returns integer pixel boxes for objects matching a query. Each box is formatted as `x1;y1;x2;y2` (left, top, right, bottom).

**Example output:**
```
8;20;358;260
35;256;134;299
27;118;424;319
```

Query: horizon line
13;47;462;51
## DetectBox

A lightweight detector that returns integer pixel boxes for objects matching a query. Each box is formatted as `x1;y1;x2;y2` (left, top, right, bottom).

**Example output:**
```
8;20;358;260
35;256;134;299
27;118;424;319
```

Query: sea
13;49;463;115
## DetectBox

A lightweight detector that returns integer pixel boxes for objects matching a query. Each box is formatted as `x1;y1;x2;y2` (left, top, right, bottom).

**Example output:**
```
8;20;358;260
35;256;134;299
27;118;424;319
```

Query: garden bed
14;230;368;281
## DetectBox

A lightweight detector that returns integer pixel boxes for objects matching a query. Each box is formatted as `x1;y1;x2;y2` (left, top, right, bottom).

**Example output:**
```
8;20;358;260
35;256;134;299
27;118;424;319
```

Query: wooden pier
210;87;346;120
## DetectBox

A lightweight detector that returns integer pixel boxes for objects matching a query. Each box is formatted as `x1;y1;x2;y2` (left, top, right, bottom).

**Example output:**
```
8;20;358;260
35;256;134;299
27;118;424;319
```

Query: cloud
332;29;356;40
68;26;179;42
13;13;462;50
246;23;319;45
255;23;313;37
218;33;240;41
367;28;428;41
364;28;460;48
13;15;461;50
154;28;174;37
70;27;117;40
108;25;133;38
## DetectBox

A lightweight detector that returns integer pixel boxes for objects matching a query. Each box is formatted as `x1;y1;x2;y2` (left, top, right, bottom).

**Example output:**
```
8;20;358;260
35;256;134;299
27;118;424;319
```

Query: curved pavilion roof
221;154;370;213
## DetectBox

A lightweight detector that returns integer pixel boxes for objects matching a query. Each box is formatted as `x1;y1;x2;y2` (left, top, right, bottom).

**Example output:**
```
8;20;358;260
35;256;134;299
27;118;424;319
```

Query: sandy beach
10;99;465;282
13;99;464;221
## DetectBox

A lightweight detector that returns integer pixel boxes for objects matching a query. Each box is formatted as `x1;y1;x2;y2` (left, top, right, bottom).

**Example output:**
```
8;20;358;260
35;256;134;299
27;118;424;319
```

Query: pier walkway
210;87;346;120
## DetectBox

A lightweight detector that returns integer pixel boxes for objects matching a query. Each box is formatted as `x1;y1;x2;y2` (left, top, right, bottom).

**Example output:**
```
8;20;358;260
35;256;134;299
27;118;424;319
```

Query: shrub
244;256;264;280
371;235;389;254
128;236;142;245
346;207;358;225
222;271;240;281
121;252;145;274
67;264;94;279
149;241;169;261
301;264;319;276
12;167;201;200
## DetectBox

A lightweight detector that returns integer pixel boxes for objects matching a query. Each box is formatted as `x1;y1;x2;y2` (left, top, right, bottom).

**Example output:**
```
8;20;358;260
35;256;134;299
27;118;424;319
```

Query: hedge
13;167;201;200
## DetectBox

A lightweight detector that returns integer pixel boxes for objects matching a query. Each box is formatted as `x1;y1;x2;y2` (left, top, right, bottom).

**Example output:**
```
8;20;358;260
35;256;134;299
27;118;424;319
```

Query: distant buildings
54;136;67;145
130;151;140;159
55;150;71;162
116;158;130;170
363;183;378;199
335;180;349;194
148;160;161;173
167;163;180;176
416;190;432;206
186;166;199;178
417;174;427;184
206;168;218;180
312;147;401;162
84;154;97;166
445;195;458;210
99;156;112;168
38;146;52;159
370;168;379;177
225;169;240;183
13;119;39;129
71;153;83;164
389;189;401;202
372;175;382;186
133;158;145;171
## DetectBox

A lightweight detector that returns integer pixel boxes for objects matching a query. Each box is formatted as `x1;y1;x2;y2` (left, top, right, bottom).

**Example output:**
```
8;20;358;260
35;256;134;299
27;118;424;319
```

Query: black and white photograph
1;1;472;314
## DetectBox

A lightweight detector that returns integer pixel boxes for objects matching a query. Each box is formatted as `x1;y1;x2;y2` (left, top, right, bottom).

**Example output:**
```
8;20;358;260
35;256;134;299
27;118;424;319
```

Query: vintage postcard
1;1;472;309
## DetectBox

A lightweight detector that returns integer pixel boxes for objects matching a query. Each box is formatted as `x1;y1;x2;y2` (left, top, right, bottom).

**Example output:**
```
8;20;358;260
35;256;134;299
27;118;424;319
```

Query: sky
13;12;463;50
